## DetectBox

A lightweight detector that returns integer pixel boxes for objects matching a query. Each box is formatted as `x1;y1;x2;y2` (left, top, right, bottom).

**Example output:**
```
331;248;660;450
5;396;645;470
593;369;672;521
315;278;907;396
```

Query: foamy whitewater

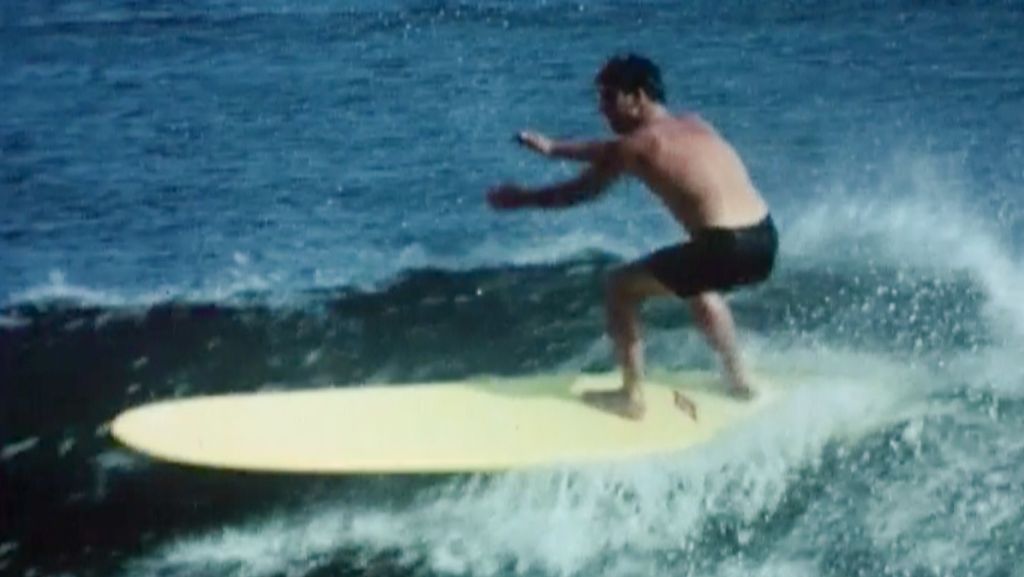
3;2;1023;577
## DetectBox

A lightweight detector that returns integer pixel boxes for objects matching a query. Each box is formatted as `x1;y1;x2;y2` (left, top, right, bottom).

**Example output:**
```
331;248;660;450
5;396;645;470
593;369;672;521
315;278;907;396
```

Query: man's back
626;114;768;233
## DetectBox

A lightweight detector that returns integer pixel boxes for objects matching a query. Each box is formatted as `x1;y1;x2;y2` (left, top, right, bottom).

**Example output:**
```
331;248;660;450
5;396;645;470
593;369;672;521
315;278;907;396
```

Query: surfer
487;54;778;420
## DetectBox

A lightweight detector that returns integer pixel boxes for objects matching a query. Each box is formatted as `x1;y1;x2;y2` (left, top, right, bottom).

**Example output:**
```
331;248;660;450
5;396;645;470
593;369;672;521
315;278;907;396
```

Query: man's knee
688;292;720;320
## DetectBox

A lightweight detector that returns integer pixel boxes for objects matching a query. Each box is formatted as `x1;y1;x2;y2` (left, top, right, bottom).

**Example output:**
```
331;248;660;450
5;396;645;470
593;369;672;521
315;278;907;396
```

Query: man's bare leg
689;292;754;398
582;266;667;420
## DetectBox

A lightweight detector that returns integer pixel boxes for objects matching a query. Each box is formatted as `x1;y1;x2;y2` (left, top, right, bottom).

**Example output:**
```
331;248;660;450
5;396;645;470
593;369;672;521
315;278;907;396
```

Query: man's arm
517;131;616;164
488;162;620;210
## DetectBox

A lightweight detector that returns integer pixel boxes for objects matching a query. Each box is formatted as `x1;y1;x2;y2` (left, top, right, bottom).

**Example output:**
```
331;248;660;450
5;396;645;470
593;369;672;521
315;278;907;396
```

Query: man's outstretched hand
488;131;555;210
516;131;554;156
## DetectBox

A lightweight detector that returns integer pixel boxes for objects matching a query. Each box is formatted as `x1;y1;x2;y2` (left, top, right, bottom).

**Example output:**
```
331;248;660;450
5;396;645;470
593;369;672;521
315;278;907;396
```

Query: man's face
597;85;635;134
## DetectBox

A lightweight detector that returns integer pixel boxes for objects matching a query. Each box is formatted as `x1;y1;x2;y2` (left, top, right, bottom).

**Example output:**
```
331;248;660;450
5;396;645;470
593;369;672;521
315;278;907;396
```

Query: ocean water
3;1;1024;576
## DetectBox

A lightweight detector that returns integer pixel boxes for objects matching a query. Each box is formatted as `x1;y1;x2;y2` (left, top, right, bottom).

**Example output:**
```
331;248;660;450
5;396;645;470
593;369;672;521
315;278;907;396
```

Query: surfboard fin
672;391;698;421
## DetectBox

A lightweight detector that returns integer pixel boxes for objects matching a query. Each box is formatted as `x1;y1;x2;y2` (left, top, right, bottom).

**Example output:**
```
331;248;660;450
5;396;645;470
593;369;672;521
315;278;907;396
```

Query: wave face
3;1;1024;577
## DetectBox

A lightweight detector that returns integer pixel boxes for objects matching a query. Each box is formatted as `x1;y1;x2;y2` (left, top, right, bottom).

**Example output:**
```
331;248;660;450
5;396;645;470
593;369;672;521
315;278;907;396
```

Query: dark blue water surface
3;2;1023;577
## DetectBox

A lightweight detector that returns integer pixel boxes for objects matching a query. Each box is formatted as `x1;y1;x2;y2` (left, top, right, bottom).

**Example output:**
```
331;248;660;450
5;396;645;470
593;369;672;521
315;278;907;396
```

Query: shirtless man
487;54;778;420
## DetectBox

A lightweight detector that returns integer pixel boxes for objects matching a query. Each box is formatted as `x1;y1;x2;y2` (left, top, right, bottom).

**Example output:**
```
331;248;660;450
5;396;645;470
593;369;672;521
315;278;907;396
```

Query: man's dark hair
596;53;666;103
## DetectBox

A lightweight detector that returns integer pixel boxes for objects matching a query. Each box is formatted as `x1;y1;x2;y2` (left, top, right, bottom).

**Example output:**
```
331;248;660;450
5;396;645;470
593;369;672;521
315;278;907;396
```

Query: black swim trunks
642;215;778;298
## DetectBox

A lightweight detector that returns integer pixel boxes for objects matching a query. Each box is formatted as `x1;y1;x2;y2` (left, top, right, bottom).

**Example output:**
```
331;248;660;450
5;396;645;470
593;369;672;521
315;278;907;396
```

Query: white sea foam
8;270;133;308
1;437;40;461
783;151;1024;341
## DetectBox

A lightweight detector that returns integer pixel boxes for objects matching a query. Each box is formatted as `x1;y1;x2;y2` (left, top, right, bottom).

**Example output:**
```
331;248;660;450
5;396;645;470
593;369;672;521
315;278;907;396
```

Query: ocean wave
4;238;1019;577
1;253;992;354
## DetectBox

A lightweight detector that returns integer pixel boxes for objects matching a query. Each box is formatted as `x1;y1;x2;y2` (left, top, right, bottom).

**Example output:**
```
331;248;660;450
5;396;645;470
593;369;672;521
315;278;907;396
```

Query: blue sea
3;1;1024;576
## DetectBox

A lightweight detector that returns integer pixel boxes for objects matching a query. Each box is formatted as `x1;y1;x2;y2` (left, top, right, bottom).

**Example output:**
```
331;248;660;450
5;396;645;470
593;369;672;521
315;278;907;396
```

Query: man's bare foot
582;389;645;420
728;383;756;400
723;368;757;400
672;391;698;421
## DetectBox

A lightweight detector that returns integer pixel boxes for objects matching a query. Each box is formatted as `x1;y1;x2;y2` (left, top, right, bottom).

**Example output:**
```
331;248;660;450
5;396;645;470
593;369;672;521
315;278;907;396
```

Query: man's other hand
486;184;530;210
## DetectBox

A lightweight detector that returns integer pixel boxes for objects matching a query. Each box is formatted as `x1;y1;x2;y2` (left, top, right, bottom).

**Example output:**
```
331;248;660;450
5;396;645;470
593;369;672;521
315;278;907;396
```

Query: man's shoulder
612;131;654;166
621;120;678;155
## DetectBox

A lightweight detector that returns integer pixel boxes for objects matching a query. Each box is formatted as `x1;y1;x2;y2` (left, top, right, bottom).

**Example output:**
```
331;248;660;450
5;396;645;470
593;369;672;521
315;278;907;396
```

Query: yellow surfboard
110;371;780;474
